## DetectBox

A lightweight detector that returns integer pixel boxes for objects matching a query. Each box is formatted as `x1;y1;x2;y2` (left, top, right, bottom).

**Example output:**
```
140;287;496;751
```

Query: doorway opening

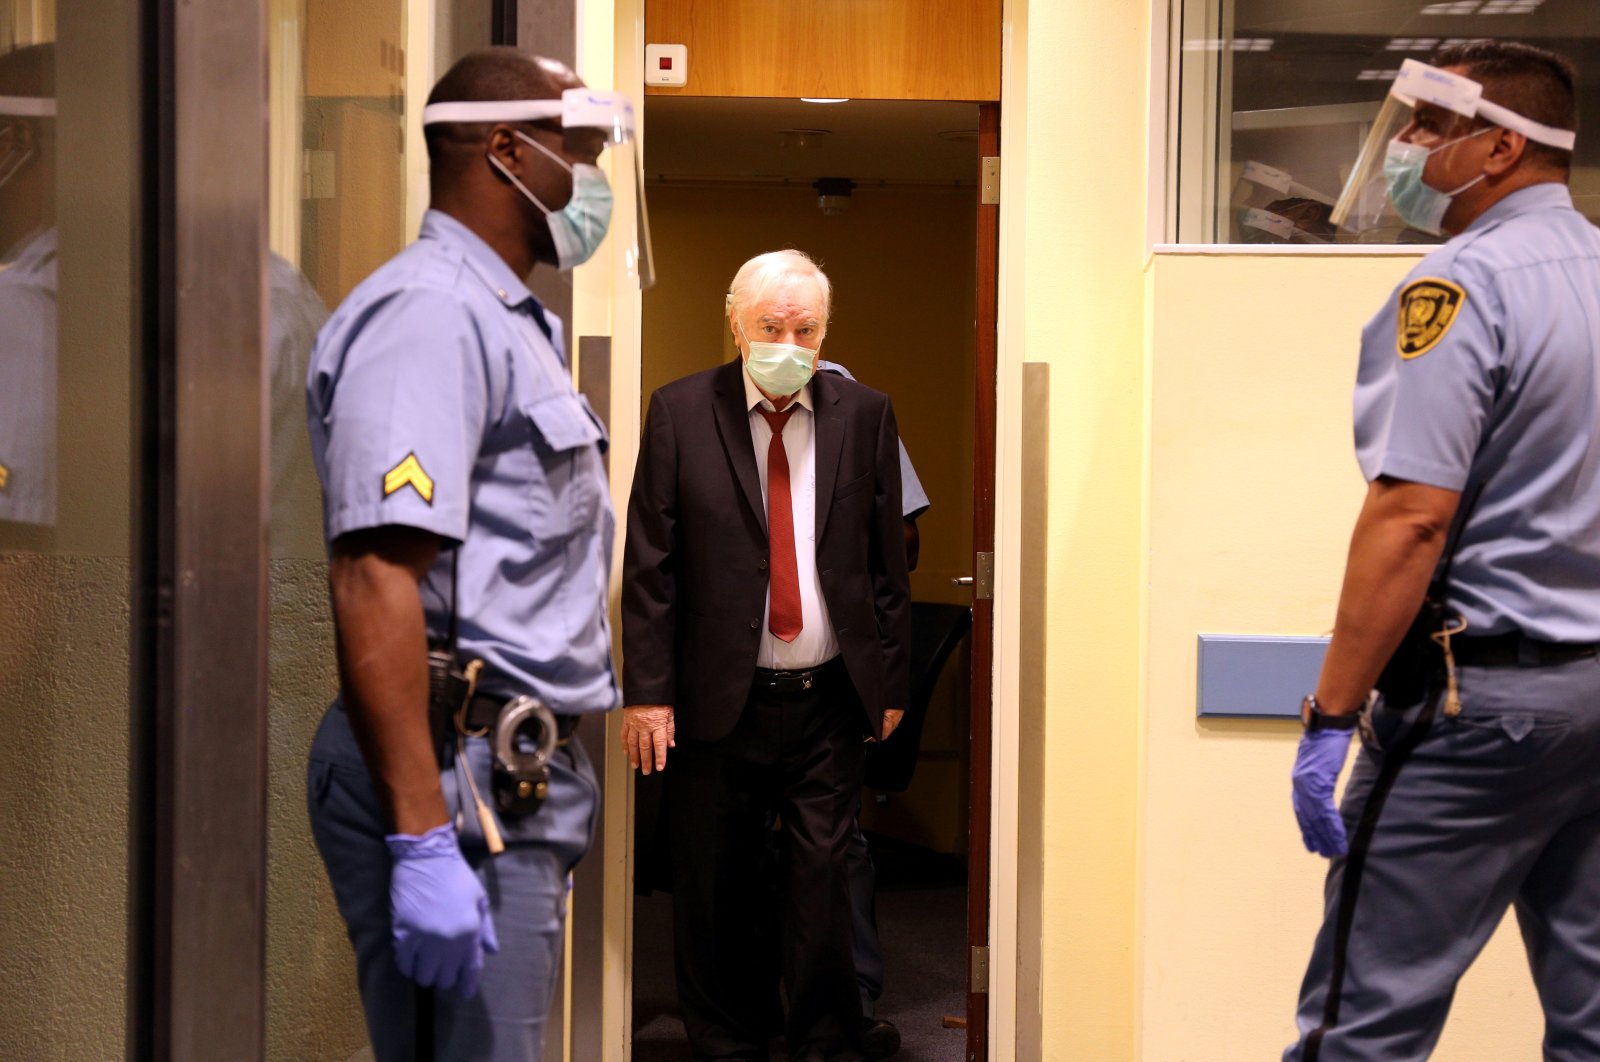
629;95;983;1061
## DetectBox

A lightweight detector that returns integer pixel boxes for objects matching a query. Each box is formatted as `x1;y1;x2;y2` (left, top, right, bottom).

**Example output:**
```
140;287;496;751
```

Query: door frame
127;0;273;1056
584;1;1031;1058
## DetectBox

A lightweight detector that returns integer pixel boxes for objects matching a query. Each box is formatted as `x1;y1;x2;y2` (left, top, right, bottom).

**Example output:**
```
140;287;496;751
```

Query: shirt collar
420;208;539;311
741;359;814;415
1463;181;1573;235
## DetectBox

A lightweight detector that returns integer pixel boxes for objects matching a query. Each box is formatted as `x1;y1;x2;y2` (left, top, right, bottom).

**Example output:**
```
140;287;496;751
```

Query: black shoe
862;1018;901;1060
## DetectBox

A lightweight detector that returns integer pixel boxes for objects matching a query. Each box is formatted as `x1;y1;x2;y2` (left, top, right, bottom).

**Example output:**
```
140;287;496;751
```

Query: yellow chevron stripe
383;452;434;504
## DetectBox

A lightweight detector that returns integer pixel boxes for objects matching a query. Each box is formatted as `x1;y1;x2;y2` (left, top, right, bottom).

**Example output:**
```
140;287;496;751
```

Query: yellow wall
1139;252;1548;1059
1019;0;1147;1056
641;181;978;608
641;180;979;852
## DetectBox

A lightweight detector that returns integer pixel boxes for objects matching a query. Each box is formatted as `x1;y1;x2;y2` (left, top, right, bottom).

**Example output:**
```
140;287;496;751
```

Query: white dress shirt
743;365;840;670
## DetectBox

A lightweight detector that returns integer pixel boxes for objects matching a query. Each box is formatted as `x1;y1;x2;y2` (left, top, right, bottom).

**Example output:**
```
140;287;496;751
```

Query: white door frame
577;1;1030;1057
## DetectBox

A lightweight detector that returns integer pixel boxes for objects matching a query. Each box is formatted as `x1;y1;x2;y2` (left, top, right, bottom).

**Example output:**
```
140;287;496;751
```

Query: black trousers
667;659;867;1062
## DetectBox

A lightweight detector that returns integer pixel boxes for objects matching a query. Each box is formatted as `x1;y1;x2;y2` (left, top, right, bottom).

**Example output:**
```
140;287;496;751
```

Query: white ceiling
642;96;982;186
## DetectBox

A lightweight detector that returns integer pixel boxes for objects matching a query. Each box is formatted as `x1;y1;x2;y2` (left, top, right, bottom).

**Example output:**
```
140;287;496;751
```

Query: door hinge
974;551;994;600
980;156;1000;205
970;944;990;993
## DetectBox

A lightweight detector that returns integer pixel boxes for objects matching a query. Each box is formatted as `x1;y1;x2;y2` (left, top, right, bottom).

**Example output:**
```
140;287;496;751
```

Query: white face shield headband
422;88;654;288
1331;58;1577;238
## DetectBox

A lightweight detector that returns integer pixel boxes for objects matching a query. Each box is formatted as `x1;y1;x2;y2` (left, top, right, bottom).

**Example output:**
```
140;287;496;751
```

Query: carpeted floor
632;834;969;1061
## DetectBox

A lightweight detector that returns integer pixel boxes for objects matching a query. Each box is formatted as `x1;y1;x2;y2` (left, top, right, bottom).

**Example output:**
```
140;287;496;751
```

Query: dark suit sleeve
870;395;912;709
622;390;679;706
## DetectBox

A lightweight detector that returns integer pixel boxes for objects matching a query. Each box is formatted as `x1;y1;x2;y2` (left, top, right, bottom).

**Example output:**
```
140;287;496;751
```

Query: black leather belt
1450;633;1600;668
754;657;843;694
460;692;582;742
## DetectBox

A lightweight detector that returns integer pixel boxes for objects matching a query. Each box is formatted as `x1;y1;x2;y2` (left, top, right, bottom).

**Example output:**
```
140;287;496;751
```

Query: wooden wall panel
644;0;1000;101
305;1;404;100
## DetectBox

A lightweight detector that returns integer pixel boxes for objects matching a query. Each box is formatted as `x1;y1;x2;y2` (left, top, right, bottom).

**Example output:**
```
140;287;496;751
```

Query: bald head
424;48;580;184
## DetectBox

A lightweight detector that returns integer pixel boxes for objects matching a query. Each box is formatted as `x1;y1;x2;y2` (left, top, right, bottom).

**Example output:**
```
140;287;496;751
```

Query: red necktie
757;406;803;642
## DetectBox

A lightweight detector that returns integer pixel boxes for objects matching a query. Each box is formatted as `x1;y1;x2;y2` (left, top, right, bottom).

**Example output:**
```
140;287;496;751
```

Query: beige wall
641;181;978;608
640;181;979;853
1016;1;1556;1053
1017;0;1147;1055
1140;252;1545;1058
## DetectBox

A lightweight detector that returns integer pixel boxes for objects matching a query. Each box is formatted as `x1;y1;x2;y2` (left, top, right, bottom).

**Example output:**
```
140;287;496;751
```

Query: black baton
415;984;434;1061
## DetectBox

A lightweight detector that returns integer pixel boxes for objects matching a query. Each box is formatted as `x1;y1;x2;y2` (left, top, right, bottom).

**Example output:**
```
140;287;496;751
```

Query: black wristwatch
1301;694;1360;732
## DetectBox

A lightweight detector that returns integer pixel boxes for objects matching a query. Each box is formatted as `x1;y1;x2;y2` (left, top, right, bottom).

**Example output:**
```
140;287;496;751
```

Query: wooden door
965;101;1000;1062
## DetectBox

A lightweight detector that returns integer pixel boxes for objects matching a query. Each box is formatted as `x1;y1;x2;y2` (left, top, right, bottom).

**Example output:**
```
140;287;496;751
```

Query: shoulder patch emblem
1397;278;1466;360
383;452;434;505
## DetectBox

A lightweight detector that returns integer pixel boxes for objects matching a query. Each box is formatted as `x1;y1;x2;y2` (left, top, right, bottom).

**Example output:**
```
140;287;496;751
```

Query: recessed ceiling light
1386;37;1440;50
1357;69;1401;81
1421;1;1482;13
778;128;831;149
800;98;849;104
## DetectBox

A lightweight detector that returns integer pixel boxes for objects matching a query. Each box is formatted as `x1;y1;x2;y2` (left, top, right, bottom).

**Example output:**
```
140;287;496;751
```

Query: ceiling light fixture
1386;37;1440;50
1357;69;1401;81
801;97;849;104
1182;37;1273;52
777;127;831;150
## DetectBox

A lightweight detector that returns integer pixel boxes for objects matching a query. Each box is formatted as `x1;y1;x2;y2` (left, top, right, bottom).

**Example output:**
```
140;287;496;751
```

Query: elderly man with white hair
621;249;912;1061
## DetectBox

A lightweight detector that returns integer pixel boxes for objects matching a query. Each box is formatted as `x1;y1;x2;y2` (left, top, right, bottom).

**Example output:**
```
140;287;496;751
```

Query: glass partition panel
0;0;142;1056
1174;0;1600;243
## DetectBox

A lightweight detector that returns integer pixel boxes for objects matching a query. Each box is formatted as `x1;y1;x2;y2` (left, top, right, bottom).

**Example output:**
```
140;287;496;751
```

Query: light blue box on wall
1196;634;1331;719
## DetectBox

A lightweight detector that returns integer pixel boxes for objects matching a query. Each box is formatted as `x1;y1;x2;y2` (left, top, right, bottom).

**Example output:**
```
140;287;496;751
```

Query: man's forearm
1315;480;1459;714
330;545;447;835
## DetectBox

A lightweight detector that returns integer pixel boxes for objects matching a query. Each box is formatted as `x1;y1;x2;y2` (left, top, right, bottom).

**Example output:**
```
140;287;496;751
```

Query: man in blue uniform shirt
305;48;639;1061
817;358;926;1060
1286;41;1600;1060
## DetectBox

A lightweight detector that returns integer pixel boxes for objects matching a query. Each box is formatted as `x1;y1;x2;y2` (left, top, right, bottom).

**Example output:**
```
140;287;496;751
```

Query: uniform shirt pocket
524;393;604;539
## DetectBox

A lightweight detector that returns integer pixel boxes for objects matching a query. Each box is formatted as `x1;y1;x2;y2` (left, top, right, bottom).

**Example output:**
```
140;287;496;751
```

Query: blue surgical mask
1382;128;1492;236
738;320;817;397
489;130;614;270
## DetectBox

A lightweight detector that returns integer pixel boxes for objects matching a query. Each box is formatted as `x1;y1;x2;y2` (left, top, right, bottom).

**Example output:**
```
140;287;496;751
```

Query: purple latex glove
386;823;499;998
1291;729;1353;858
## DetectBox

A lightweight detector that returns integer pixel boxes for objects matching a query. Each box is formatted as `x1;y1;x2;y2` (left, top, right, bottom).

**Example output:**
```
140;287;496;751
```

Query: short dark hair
423;47;558;172
1432;39;1577;173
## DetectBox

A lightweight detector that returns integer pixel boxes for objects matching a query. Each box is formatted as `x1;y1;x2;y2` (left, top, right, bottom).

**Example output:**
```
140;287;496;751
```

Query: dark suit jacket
622;358;912;743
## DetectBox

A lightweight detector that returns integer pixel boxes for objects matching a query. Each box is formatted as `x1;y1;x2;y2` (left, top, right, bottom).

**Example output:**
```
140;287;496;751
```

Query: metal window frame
127;0;270;1056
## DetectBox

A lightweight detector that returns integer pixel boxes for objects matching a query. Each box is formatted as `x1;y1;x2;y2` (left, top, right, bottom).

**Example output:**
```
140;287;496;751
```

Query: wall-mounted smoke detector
814;177;855;216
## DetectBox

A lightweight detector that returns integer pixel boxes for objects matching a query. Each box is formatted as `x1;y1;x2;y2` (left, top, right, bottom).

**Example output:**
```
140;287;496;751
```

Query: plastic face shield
422;88;654;288
1331;58;1577;238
